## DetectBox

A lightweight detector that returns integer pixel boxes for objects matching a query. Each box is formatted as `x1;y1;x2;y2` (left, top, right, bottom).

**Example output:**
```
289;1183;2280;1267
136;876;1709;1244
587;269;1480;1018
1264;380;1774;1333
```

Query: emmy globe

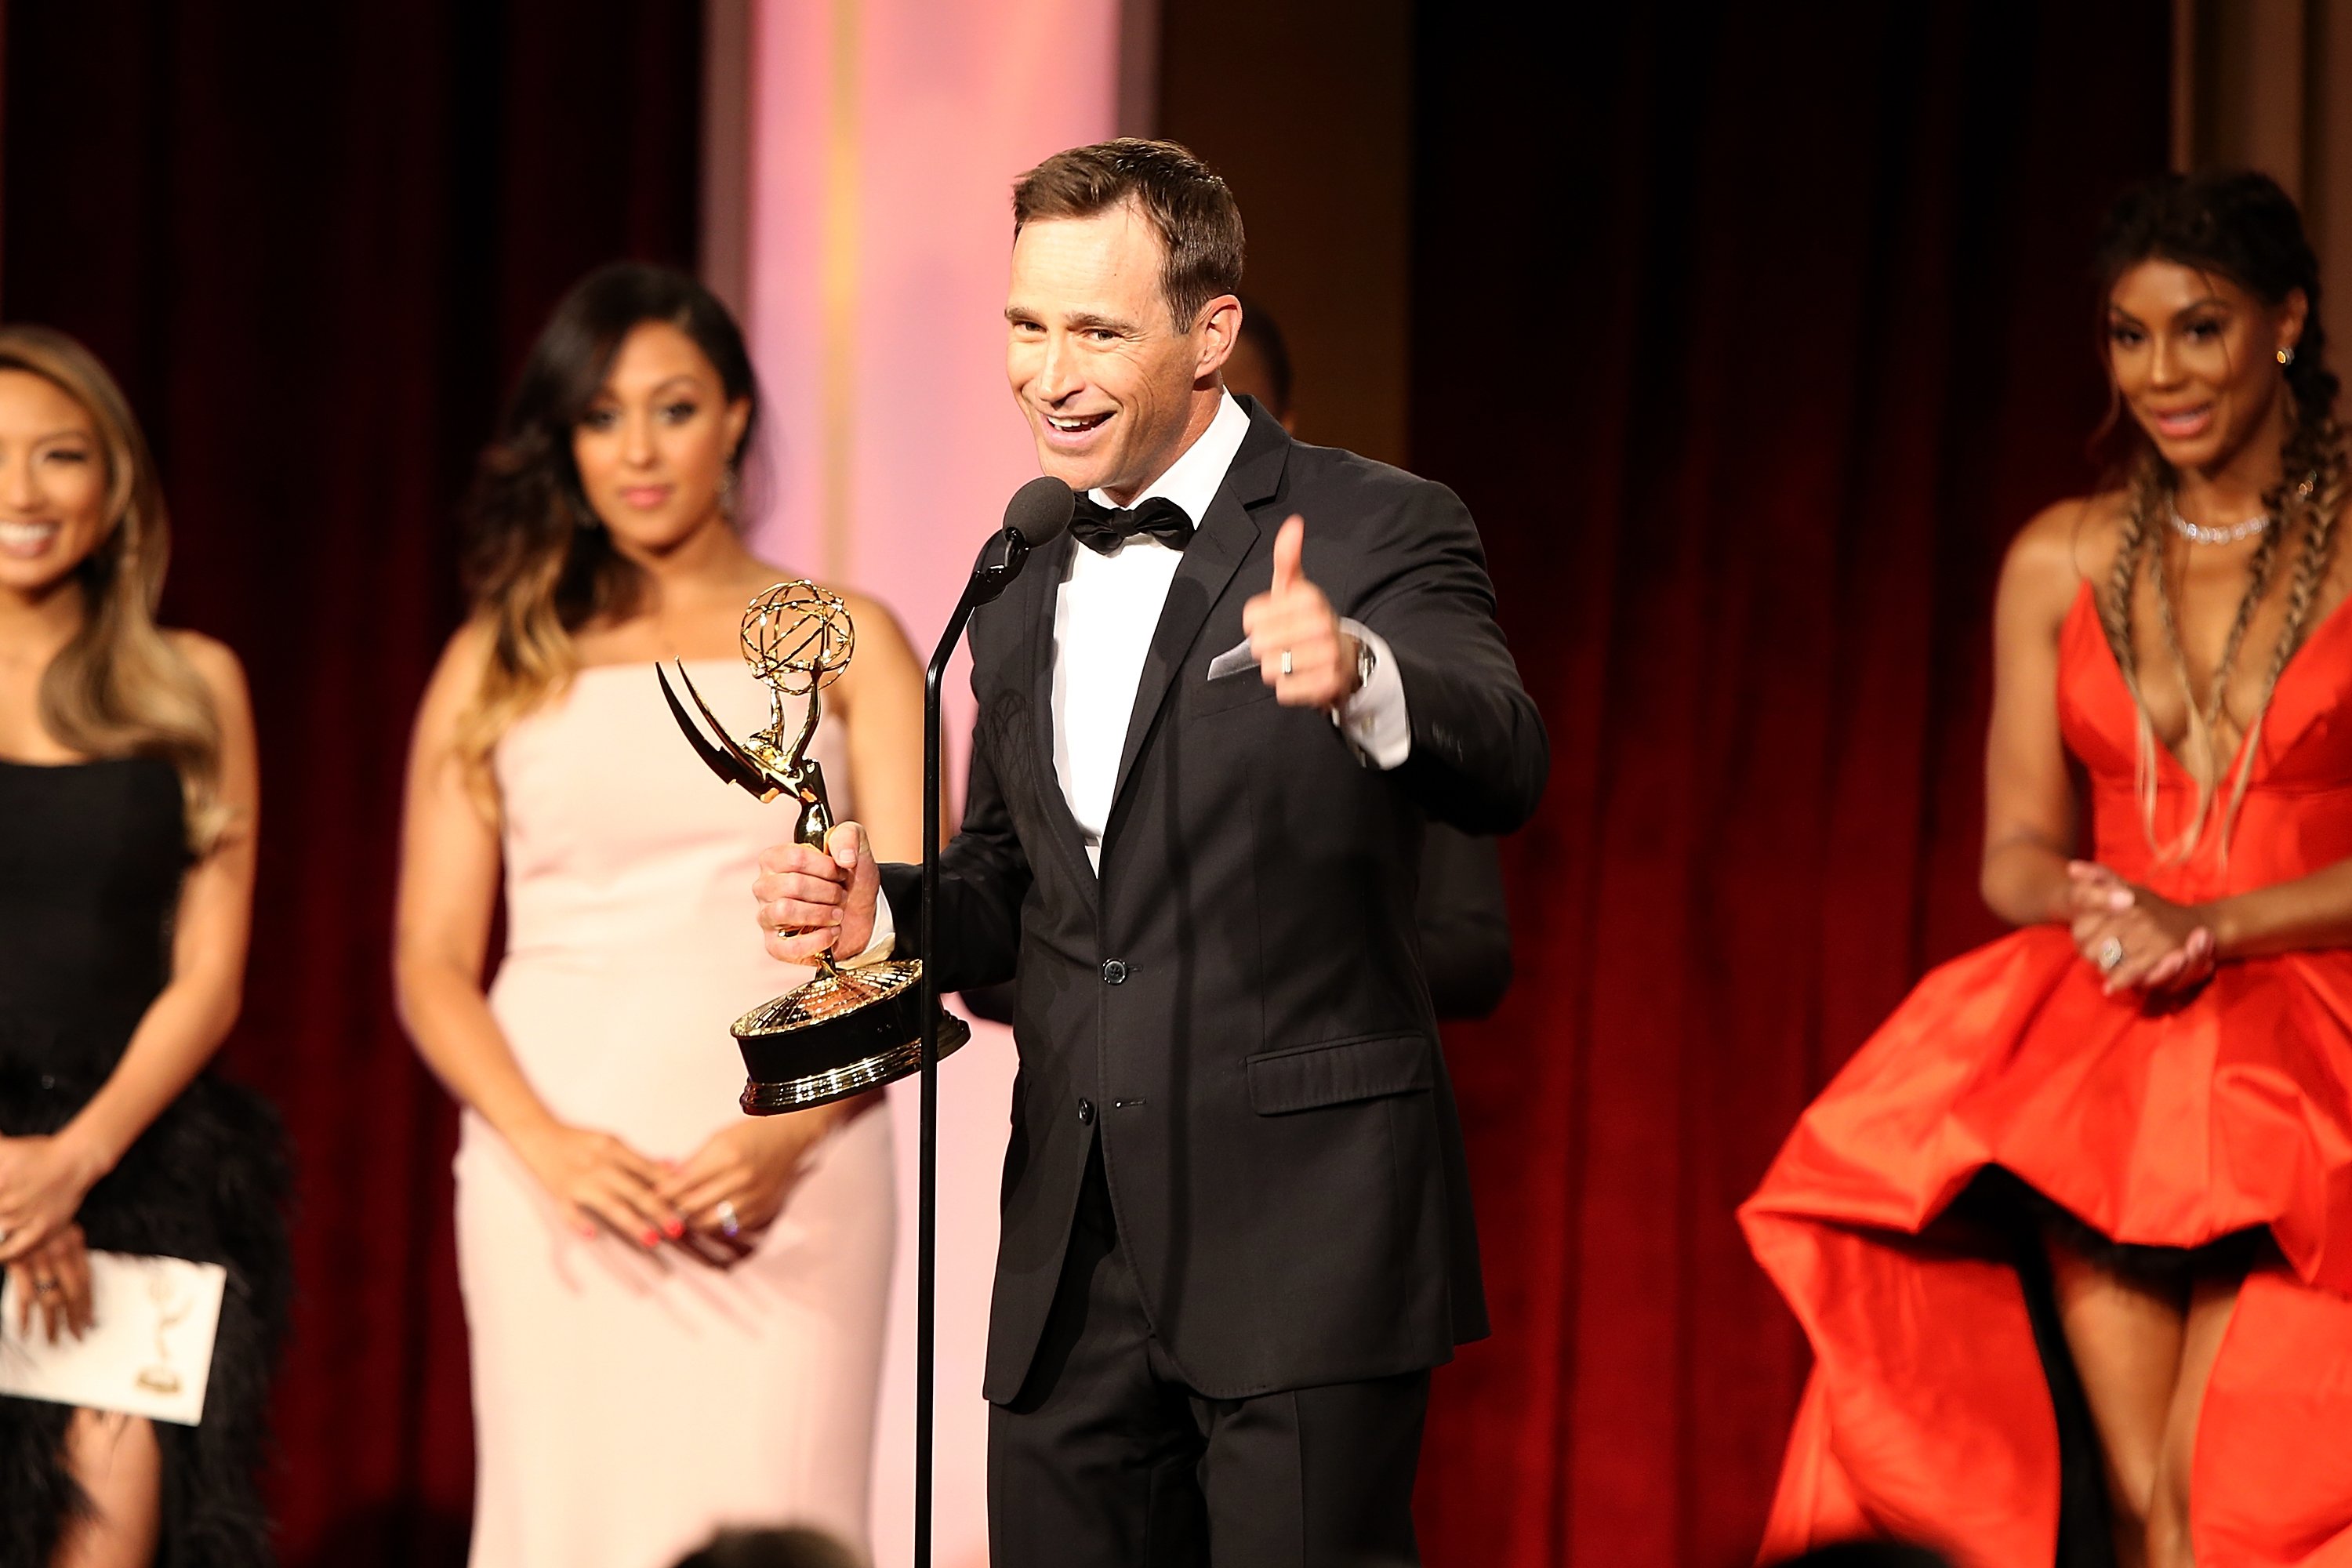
656;581;971;1112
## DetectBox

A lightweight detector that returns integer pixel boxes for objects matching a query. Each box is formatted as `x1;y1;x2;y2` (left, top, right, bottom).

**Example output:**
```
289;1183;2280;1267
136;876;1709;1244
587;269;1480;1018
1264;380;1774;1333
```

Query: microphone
909;472;1072;1568
969;475;1075;604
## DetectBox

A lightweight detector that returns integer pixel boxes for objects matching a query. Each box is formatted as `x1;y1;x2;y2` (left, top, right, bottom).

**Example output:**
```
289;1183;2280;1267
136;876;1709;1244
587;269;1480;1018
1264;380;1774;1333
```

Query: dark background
2;5;701;1562
1;3;2169;1563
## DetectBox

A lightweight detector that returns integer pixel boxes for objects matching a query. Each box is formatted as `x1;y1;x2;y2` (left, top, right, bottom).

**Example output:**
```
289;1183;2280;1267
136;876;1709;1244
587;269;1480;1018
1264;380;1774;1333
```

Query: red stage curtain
1;7;701;1563
1407;7;2169;1563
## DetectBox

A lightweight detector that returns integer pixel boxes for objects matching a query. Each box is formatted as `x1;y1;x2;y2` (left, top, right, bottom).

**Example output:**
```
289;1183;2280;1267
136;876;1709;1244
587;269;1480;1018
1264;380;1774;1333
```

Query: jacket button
1077;1097;1096;1125
1101;959;1128;985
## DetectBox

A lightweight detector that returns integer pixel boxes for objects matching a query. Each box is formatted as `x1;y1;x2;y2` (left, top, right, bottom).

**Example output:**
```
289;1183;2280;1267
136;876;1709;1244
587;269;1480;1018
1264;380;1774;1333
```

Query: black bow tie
1069;494;1195;555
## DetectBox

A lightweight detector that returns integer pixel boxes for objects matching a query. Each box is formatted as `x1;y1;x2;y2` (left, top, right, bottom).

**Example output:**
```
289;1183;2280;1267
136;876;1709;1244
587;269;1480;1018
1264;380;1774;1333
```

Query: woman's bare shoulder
2006;490;2127;596
162;628;252;714
836;587;913;644
415;617;500;711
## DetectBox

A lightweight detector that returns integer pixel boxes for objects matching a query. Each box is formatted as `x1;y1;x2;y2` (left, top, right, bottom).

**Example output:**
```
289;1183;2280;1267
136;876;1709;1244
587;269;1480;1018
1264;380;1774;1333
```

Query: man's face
1005;203;1225;503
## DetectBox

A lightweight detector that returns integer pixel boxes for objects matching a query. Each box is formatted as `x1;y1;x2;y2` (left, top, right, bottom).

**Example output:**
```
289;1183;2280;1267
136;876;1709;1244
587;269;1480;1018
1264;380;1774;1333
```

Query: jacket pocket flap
1246;1033;1432;1115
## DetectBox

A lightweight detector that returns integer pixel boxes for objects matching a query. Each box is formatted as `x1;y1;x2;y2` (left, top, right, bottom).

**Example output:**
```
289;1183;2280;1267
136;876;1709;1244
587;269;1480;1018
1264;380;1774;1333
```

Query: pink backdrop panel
740;5;1121;1564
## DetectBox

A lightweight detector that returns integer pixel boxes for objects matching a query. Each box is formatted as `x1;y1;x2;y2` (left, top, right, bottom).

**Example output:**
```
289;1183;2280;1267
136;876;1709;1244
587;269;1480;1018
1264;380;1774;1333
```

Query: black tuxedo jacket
880;400;1547;1402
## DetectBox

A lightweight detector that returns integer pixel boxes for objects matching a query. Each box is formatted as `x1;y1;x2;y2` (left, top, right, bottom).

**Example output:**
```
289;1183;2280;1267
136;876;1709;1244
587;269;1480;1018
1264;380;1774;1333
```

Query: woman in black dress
0;326;285;1566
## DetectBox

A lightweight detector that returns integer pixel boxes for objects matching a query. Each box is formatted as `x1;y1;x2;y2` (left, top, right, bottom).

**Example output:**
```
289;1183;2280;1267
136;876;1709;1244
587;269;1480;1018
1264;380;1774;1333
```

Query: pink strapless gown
457;662;894;1568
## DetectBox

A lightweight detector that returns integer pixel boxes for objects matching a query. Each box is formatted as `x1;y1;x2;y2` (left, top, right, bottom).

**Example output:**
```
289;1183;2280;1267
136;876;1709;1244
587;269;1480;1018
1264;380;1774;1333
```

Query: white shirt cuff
834;887;898;967
1334;620;1411;769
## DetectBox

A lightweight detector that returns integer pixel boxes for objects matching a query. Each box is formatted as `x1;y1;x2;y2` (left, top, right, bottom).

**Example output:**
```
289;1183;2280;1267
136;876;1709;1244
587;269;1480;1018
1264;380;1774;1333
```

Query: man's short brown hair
1012;138;1245;330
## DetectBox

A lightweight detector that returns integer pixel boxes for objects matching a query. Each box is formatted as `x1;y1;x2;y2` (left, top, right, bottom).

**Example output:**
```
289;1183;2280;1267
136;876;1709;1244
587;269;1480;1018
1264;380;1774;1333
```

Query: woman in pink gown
394;264;925;1568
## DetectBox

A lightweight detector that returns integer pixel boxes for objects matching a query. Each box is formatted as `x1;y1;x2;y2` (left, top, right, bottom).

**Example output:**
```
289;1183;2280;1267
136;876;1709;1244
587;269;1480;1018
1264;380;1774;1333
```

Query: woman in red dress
1744;171;2352;1568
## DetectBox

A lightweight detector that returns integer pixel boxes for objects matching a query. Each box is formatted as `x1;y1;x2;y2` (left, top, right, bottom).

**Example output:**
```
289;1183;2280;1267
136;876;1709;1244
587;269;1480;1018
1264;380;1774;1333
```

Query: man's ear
1196;294;1243;381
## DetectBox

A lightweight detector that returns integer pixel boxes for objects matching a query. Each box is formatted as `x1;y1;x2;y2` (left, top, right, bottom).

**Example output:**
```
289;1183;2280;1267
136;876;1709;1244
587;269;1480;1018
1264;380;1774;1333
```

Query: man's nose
1036;334;1080;401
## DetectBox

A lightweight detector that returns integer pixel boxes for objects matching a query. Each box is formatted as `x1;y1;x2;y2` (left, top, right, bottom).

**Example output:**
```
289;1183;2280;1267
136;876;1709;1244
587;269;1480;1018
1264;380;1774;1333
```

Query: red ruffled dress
1743;580;2352;1567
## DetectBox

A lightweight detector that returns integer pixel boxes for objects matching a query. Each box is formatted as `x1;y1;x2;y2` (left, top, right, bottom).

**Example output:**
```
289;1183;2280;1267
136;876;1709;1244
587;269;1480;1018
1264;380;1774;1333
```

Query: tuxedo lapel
1018;532;1101;900
1104;412;1290;826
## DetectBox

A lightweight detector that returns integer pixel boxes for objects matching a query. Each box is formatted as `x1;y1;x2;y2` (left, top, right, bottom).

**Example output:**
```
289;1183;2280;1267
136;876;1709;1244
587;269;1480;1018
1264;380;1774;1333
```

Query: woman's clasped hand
6;1221;94;1345
510;1112;836;1256
2065;859;2218;996
0;1131;103;1264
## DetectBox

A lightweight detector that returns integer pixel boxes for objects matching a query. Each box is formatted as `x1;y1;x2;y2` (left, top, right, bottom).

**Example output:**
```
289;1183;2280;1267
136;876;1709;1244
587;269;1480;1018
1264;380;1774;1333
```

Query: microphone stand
914;528;1032;1568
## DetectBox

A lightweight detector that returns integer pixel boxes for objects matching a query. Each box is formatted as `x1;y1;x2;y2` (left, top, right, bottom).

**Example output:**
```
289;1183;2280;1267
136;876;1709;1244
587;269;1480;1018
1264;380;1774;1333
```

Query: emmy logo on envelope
0;1252;227;1425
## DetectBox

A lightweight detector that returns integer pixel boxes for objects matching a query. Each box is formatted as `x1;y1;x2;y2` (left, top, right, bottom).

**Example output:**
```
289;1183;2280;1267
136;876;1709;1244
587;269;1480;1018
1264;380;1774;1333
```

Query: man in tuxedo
753;139;1546;1566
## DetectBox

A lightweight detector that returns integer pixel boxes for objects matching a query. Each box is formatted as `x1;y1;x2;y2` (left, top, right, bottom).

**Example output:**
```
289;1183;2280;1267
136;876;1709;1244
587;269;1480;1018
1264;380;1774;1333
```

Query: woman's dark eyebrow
2104;296;2229;328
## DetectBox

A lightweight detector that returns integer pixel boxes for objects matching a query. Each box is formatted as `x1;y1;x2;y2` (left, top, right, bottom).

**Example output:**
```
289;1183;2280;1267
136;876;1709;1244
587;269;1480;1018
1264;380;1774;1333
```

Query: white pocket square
1205;641;1258;681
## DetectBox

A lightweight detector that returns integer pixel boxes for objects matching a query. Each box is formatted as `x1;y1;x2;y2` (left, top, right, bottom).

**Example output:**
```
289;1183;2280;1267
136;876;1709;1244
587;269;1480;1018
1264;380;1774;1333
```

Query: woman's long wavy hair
455;263;760;788
2092;169;2347;861
2;326;227;851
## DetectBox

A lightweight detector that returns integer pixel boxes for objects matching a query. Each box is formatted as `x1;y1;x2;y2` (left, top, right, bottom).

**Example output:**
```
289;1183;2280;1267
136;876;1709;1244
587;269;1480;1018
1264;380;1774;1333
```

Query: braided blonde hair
2092;170;2348;862
2098;412;2347;861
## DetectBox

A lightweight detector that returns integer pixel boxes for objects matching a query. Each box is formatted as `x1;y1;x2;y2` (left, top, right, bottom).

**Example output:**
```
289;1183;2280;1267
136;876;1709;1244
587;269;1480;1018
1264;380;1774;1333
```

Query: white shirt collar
1086;391;1253;532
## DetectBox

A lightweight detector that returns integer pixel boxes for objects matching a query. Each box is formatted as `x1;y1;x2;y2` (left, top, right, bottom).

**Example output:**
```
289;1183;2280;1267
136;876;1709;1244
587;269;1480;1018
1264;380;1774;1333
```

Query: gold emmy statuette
657;582;971;1113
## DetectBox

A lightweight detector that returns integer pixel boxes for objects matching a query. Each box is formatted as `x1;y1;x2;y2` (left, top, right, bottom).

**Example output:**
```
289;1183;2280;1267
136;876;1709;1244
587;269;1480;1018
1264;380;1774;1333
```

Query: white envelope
0;1252;226;1426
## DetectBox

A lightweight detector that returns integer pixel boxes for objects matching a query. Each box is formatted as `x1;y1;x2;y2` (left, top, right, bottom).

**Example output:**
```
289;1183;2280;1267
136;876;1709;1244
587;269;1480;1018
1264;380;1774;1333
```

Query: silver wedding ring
716;1200;741;1240
2096;936;2126;973
1279;650;1294;677
32;1276;57;1297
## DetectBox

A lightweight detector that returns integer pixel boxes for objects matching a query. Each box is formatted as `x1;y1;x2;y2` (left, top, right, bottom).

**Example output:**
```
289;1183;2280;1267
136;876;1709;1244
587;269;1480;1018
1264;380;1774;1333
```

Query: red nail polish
664;1219;685;1239
641;1229;661;1248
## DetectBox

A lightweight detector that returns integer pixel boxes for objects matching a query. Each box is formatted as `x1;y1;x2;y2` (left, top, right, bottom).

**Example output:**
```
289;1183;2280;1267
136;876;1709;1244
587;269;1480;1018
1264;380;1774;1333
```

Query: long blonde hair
2;326;227;851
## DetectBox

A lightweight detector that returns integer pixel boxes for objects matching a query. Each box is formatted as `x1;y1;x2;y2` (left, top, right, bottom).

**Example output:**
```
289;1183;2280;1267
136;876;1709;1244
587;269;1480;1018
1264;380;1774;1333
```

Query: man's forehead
1013;209;1161;282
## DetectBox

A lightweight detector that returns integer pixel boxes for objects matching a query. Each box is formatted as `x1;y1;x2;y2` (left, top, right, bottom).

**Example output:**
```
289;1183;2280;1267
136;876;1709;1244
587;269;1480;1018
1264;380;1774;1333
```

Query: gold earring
2278;345;2297;367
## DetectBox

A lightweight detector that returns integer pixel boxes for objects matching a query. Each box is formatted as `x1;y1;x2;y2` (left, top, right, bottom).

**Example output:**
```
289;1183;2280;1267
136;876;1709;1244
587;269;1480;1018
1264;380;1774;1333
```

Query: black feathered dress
0;757;288;1567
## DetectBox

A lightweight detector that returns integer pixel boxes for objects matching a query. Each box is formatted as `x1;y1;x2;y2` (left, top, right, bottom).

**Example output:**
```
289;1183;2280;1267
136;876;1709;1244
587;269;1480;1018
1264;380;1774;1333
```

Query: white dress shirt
855;392;1409;953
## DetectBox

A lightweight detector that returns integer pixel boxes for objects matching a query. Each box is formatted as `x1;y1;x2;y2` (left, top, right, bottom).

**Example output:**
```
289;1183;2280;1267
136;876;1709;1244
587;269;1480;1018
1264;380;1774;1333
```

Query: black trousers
989;1140;1429;1568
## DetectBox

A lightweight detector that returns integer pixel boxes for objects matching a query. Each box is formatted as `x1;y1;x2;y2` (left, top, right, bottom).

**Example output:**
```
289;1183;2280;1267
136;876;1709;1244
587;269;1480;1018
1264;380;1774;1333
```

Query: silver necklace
2167;501;2273;546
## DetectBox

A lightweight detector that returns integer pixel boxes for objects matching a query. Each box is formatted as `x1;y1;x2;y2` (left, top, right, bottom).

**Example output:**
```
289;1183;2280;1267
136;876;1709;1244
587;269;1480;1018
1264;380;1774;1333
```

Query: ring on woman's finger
716;1200;740;1240
32;1276;57;1296
2096;936;2126;973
